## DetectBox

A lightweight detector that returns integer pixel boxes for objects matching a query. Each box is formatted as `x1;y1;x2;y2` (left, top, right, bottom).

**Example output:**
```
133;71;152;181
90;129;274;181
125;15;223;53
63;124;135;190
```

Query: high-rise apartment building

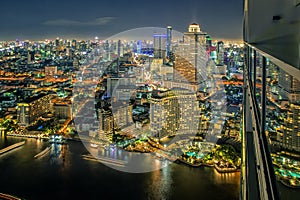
107;77;136;98
173;54;198;84
112;101;133;130
27;50;34;64
137;40;142;55
184;23;207;45
17;94;54;126
166;26;172;57
217;41;224;65
150;88;199;139
173;23;207;85
153;34;167;59
53;101;72;119
99;109;114;133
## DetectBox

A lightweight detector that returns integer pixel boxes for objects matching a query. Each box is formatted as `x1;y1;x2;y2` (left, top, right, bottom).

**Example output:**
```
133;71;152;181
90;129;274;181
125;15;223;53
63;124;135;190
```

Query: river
1;134;295;200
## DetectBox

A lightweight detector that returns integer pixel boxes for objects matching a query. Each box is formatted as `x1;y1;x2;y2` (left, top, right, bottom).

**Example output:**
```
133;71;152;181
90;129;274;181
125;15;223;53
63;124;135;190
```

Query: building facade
150;88;199;139
17;94;54;126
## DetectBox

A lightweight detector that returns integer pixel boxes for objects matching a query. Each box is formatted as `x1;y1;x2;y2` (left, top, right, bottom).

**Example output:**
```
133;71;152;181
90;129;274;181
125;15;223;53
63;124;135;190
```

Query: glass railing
245;44;300;200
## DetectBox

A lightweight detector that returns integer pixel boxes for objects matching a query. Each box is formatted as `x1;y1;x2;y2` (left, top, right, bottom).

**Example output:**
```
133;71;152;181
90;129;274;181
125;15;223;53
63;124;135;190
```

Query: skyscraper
137;40;142;55
217;41;224;65
27;50;34;64
184;23;207;45
150;88;199;139
184;23;207;74
17;94;54;126
104;40;111;61
166;26;172;57
117;40;122;58
173;54;198;84
153;34;167;59
173;23;207;85
112;101;133;130
99;109;114;133
205;35;213;59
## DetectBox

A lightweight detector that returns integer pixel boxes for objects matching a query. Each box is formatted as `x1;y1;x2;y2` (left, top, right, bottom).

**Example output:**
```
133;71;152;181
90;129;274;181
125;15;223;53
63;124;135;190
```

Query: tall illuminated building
137;40;142;55
166;26;172;57
217;41;224;65
174;23;207;85
173;54;198;84
99;109;114;133
107;77;136;98
184;23;207;45
17;94;54;126
117;40;123;58
153;33;167;59
53;101;72;120
71;39;77;49
104;40;111;61
150;88;199;139
205;35;212;59
206;35;212;47
112;101;133;130
27;50;34;64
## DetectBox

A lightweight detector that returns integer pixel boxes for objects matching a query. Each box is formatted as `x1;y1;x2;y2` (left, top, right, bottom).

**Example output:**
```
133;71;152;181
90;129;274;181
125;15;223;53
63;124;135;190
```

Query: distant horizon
0;37;243;44
0;31;243;43
0;26;243;42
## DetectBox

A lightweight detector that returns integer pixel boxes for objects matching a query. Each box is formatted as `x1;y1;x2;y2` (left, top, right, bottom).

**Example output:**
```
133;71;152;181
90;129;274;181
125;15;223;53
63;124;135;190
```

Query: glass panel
265;62;300;199
255;54;263;118
251;50;256;90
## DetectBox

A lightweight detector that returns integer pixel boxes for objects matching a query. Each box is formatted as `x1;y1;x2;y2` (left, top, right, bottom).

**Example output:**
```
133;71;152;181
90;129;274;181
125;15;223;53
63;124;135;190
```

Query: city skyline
0;0;299;199
0;0;243;40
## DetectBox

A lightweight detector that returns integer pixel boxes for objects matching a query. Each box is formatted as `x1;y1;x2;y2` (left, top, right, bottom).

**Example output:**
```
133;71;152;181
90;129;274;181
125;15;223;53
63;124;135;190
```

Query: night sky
0;0;244;40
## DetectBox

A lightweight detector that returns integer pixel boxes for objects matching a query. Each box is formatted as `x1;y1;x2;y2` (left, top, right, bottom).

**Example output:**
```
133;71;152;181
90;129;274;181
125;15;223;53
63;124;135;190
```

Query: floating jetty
0;141;25;155
34;147;51;159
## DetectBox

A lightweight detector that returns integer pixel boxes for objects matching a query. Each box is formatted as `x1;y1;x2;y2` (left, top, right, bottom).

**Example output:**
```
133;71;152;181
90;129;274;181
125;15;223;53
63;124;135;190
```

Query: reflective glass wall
246;45;300;199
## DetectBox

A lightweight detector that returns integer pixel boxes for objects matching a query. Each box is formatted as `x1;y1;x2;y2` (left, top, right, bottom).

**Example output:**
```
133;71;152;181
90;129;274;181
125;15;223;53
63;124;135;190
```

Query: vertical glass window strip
252;50;257;93
255;54;263;118
264;60;300;198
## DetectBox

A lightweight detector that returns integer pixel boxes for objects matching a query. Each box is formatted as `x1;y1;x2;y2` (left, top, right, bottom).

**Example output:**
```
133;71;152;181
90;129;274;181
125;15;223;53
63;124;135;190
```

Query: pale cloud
42;17;116;26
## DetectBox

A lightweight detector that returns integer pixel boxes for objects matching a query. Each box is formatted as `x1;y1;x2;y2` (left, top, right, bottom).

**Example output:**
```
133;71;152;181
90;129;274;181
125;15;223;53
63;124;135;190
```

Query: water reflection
213;168;240;184
0;137;246;200
86;143;165;173
49;143;70;170
0;131;8;147
147;162;173;200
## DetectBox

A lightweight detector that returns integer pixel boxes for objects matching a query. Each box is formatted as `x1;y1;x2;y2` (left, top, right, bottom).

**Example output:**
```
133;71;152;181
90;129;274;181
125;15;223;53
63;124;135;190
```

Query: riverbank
5;134;240;174
7;133;48;139
279;178;300;189
178;158;240;173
